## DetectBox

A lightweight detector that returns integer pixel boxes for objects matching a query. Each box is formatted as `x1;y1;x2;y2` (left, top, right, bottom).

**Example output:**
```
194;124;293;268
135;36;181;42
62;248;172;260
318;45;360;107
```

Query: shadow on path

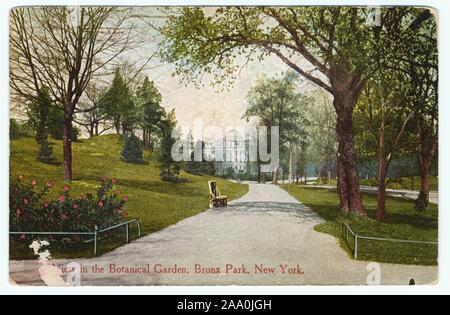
215;201;321;223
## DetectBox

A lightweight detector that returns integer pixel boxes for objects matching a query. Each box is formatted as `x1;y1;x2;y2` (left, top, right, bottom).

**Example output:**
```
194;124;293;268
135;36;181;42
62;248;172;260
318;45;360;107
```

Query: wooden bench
208;181;228;208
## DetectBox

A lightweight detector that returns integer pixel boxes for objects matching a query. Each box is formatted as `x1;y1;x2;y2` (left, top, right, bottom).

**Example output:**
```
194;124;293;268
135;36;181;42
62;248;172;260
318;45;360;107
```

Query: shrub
36;140;59;165
223;167;236;179
237;171;258;182
10;176;129;245
160;171;188;183
185;143;215;176
71;126;81;142
120;132;144;163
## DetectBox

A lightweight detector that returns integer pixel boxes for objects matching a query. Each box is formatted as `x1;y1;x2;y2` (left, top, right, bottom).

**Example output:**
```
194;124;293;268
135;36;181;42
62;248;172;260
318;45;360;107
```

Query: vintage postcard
8;5;438;287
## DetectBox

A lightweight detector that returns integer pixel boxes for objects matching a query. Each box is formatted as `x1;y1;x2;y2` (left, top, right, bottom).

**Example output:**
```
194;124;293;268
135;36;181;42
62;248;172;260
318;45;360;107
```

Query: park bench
208;181;228;208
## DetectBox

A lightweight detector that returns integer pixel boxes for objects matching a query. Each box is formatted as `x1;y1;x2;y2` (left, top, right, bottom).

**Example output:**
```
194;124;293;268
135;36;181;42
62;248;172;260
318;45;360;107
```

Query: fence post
125;223;129;243
137;221;141;238
354;234;358;259
94;225;98;256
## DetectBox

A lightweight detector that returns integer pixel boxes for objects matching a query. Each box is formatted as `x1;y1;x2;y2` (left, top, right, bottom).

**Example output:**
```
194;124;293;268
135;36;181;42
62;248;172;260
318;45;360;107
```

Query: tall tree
135;77;164;150
243;72;308;184
102;68;136;134
414;64;438;211
160;7;434;214
296;141;310;184
307;91;337;185
10;7;142;181
355;76;417;221
355;8;437;218
158;109;182;181
27;87;58;164
402;16;438;211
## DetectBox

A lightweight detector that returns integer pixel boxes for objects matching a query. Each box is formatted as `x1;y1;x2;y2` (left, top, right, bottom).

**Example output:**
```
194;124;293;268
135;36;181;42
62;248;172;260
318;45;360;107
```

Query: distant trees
75;84;113;138
244;72;309;184
295;141;310;184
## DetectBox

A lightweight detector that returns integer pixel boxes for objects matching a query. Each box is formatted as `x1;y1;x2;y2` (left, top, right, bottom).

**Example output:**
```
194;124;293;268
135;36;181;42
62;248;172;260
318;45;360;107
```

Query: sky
152;55;292;134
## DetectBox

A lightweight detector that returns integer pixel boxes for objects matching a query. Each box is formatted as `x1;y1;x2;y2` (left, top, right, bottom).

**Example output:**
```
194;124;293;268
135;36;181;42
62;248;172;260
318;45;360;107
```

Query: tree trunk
377;167;387;222
272;169;278;185
148;130;153;151
328;159;333;185
317;162;322;185
88;123;94;138
94;122;99;136
335;108;365;214
63;114;73;181
122;122;130;134
288;144;293;184
143;130;148;150
377;128;387;222
329;62;366;215
332;85;366;215
416;125;437;211
257;163;261;183
115;121;121;134
336;154;348;212
416;154;432;211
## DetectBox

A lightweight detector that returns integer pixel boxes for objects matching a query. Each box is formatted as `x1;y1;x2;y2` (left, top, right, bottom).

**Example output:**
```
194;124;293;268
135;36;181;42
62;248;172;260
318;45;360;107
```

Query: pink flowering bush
10;176;129;244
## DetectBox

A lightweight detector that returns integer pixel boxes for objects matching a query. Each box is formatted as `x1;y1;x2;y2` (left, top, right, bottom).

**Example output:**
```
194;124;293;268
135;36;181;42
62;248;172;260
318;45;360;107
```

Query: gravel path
10;184;437;286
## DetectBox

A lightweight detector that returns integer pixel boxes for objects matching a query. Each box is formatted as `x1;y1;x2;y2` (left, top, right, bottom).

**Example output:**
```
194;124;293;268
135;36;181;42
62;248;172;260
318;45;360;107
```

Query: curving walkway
10;183;438;286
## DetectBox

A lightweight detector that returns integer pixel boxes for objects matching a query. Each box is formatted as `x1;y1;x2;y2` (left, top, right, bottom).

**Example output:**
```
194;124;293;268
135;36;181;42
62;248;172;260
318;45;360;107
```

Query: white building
204;129;248;174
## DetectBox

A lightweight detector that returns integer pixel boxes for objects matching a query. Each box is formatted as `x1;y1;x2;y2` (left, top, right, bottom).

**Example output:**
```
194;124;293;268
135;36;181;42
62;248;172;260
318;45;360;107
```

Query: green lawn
281;185;438;266
10;135;249;259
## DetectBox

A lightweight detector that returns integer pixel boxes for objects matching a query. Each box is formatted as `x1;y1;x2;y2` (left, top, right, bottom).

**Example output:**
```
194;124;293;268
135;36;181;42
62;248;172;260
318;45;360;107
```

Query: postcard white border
1;0;448;295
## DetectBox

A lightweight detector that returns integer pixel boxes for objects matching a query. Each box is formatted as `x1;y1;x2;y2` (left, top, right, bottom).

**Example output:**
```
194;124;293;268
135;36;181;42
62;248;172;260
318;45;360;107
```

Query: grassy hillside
281;185;438;266
10;135;249;259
